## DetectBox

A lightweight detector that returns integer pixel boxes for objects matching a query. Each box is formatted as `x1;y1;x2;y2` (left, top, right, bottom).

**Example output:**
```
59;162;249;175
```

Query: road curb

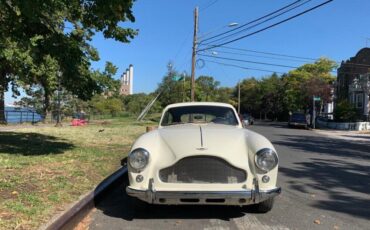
39;166;128;230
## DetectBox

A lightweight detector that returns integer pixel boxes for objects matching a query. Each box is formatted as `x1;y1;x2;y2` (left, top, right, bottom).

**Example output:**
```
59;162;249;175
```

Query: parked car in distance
242;113;254;125
126;102;281;213
288;112;308;129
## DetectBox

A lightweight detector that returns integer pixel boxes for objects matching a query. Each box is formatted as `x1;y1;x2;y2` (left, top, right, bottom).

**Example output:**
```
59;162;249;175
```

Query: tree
90;95;123;116
195;76;220;101
93;62;121;97
156;63;185;107
238;78;261;116
259;73;286;120
0;0;137;123
214;87;235;105
284;58;336;113
122;93;162;115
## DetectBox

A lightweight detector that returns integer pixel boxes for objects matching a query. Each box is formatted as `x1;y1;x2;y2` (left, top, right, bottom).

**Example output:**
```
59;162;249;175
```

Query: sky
5;0;370;104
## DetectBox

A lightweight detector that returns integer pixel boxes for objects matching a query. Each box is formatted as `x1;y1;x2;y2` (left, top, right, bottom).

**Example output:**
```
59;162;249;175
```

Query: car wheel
254;197;275;213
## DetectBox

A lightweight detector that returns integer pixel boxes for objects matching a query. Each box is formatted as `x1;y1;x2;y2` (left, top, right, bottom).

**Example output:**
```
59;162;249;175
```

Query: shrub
334;100;358;122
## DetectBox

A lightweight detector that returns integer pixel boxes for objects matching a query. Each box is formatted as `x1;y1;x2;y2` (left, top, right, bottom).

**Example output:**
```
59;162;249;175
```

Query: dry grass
0;117;153;230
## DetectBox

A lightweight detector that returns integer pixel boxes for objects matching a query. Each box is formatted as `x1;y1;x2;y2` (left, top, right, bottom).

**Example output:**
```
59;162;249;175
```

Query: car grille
159;156;246;184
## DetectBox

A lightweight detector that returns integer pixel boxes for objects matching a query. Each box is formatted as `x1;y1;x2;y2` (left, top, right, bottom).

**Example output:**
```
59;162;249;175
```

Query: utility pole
190;7;198;102
312;96;316;129
238;80;241;114
182;72;186;102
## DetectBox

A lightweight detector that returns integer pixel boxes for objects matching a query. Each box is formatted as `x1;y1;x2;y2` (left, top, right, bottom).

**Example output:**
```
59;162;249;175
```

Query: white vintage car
126;102;281;212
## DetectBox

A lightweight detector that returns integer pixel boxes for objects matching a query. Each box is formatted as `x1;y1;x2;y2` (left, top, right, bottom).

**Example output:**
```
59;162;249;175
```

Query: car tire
254;197;275;213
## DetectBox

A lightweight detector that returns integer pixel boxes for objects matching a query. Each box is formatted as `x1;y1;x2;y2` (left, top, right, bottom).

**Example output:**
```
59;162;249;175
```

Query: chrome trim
126;180;281;205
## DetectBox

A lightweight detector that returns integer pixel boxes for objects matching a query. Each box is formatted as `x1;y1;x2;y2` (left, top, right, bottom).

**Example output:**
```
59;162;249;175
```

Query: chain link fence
1;110;43;124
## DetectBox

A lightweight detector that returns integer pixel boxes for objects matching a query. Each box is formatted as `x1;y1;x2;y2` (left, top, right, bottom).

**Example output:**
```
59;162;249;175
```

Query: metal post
238;80;241;114
32;112;35;124
190;7;198;102
313;96;316;129
20;111;22;123
183;73;186;102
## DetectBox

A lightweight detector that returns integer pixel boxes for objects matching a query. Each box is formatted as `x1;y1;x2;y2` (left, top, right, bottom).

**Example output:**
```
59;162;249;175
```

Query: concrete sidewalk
313;129;370;142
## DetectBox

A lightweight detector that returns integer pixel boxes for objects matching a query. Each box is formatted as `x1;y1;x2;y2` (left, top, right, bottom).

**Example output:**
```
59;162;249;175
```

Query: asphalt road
89;122;370;230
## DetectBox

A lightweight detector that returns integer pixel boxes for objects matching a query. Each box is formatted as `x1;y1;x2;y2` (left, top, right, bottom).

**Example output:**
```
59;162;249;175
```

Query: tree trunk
42;89;51;123
0;72;7;124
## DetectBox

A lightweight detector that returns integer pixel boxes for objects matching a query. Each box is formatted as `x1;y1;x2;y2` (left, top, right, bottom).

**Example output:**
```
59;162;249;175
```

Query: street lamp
228;22;239;27
198;22;239;39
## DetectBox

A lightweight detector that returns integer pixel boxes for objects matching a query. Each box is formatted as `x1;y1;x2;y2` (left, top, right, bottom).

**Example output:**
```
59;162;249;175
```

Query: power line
197;0;333;52
200;0;313;46
206;59;370;76
209;50;314;63
206;46;370;69
199;54;300;69
204;57;370;77
204;59;286;74
199;0;218;12
173;32;192;62
199;0;304;43
213;46;317;61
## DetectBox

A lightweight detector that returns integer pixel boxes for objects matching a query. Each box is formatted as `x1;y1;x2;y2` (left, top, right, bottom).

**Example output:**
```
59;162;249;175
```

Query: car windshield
161;105;239;126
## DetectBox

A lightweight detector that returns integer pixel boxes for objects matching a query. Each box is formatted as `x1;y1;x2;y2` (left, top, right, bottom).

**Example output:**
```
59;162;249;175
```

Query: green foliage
155;63;236;107
156;64;187;106
92;61;121;97
333;100;358;122
122;93;162;115
90;95;123;116
0;0;137;122
195;76;220;101
283;58;336;112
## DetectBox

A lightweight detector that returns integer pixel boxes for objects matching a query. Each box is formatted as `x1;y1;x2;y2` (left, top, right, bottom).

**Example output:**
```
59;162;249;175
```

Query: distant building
120;64;134;95
336;48;370;118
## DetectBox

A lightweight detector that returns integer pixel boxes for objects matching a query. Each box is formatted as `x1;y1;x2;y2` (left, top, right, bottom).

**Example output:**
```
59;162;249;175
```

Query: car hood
157;124;248;161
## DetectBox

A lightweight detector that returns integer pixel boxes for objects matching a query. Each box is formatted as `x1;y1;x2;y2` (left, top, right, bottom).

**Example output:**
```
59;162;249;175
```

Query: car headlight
255;148;278;172
128;148;149;171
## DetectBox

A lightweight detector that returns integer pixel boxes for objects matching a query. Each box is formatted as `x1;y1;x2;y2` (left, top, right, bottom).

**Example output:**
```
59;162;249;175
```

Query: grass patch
0;117;153;229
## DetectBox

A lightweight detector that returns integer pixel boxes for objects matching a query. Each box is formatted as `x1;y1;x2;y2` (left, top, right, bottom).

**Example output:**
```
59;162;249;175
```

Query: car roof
164;102;235;110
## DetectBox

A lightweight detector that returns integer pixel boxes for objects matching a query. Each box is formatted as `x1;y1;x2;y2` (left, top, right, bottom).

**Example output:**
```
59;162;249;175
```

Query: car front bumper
289;122;307;127
126;183;281;205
